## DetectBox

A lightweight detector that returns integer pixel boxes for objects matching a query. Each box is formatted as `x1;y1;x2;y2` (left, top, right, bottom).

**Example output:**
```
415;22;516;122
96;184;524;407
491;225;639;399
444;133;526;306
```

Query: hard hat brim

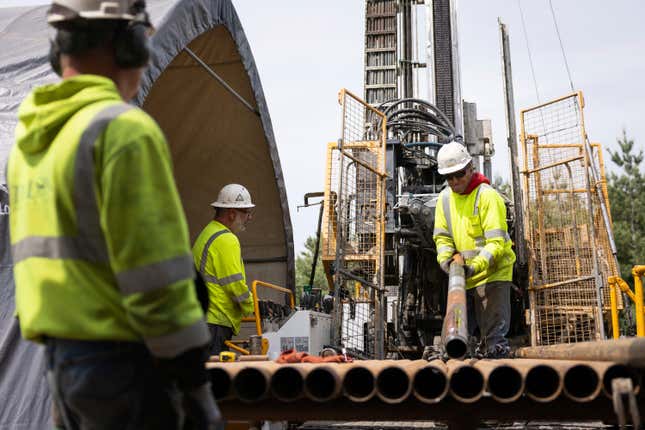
437;159;471;176
210;202;256;209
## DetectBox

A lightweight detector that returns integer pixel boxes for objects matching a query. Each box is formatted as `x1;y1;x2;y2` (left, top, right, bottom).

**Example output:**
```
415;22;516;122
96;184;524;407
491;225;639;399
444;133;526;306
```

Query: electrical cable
517;0;541;104
548;0;576;93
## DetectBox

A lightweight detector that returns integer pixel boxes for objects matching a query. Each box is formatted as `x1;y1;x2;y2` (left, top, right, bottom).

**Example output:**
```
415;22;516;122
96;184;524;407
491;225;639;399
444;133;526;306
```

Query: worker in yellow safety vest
193;184;256;356
7;1;220;429
433;142;516;358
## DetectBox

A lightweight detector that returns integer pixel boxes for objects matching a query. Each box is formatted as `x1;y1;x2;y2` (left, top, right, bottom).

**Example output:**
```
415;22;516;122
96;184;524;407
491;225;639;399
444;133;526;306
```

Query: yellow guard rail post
242;280;295;336
633;266;645;337
608;269;645;338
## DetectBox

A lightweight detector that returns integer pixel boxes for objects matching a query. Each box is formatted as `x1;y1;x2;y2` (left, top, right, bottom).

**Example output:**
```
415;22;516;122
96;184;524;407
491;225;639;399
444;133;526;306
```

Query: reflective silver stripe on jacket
479;248;494;265
473;183;491;216
437;245;455;255
11;104;132;264
441;190;453;236
198;229;244;286
144;319;210;358
232;289;251;303
484;229;510;241
433;227;451;238
461;250;480;259
117;254;194;295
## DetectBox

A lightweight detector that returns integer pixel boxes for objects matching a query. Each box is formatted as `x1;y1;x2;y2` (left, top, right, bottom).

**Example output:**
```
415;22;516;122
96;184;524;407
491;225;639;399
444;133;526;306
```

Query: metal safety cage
320;89;388;359
520;92;621;347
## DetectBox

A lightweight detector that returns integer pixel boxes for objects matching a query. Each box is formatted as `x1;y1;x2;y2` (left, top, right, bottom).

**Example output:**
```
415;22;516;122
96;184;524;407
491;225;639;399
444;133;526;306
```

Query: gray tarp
0;1;294;428
0;185;51;430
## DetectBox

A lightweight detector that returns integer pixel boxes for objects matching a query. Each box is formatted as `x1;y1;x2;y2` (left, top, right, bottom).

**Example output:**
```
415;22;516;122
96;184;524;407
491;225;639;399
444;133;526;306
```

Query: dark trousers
46;338;181;430
467;281;511;353
207;324;233;356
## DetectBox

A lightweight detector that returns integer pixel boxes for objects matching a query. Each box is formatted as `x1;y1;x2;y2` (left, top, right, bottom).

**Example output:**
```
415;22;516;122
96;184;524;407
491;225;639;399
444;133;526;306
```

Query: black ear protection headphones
49;9;152;76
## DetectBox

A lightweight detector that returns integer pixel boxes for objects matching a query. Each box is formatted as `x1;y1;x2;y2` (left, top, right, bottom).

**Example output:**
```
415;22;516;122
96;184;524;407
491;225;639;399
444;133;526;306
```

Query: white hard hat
47;0;148;24
437;141;472;175
210;184;255;209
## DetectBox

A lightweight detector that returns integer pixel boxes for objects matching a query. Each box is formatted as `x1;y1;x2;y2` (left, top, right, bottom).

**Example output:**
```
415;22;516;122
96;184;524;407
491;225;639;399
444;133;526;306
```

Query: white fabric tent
0;1;294;427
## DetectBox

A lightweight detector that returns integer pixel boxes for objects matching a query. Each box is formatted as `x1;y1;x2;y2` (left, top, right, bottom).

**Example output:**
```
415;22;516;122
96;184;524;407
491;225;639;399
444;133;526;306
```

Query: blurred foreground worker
433;142;516;358
193;184;255;356
7;1;221;428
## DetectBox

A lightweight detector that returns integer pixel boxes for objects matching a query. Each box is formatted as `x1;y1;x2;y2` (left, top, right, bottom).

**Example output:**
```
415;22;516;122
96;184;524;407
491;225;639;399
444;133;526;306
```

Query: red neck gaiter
461;172;491;195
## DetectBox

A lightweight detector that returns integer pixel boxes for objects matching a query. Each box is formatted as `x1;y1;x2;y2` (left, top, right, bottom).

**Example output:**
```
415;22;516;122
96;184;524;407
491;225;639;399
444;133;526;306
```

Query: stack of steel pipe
206;356;642;407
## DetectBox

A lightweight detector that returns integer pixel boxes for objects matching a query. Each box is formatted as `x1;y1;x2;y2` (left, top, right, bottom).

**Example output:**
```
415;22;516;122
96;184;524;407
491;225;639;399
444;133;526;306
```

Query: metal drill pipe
270;363;309;402
412;359;449;404
474;359;524;403
233;362;280;403
304;363;357;402
516;338;645;368
207;361;253;400
587;361;642;398
563;362;602;403
343;360;405;402
446;359;485;403
442;257;468;360
375;360;427;404
208;367;232;400
496;358;562;403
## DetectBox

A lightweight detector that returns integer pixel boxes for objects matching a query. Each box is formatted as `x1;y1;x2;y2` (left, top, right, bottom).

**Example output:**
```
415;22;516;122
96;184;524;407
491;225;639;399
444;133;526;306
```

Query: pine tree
607;130;645;281
295;236;329;302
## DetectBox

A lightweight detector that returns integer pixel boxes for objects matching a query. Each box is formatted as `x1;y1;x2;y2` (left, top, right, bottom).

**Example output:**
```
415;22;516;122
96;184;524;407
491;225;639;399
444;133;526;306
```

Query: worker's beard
230;212;247;233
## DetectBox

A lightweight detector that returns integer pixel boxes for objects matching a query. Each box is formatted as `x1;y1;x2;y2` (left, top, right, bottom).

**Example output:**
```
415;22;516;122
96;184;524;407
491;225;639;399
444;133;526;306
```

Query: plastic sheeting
0;185;52;430
0;1;294;428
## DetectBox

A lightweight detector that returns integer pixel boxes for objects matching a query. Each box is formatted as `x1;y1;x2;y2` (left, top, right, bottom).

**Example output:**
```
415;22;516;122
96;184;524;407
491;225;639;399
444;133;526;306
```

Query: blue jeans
46;338;182;430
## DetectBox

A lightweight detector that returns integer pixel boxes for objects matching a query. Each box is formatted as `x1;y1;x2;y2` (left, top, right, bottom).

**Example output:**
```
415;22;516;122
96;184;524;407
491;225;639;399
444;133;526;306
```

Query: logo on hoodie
10;176;51;207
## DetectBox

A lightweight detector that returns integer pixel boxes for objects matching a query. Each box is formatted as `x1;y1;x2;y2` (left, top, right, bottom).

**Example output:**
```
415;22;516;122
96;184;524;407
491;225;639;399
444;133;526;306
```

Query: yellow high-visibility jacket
8;75;208;358
433;183;515;289
192;221;254;334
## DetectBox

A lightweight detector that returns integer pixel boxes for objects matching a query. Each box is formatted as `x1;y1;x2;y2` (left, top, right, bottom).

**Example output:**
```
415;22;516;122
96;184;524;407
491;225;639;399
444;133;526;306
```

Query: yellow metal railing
608;266;645;338
226;280;294;355
242;280;295;336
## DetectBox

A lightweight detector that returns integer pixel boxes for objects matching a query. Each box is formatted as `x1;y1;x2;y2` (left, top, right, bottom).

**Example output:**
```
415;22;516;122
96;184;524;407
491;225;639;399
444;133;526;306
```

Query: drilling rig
317;0;623;359
317;0;504;360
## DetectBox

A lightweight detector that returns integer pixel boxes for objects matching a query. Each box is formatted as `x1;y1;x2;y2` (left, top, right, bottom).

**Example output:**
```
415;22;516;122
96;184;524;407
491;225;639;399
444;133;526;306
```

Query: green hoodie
8;75;208;358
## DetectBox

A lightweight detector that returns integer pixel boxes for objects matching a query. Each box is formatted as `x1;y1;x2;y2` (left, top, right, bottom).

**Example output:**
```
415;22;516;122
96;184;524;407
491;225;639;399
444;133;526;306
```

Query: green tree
295;235;329;303
607;130;645;281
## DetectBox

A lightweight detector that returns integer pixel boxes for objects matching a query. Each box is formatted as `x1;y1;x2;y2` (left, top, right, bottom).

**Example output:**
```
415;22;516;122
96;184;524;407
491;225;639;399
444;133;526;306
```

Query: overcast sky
2;0;644;255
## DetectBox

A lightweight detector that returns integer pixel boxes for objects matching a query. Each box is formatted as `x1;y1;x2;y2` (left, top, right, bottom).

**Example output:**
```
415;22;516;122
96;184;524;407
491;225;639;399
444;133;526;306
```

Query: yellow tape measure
219;351;237;362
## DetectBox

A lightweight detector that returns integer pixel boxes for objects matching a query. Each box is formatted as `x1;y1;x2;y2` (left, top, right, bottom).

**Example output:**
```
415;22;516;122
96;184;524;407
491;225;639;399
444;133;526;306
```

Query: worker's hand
464;264;475;279
452;253;465;266
183;382;224;430
157;346;224;429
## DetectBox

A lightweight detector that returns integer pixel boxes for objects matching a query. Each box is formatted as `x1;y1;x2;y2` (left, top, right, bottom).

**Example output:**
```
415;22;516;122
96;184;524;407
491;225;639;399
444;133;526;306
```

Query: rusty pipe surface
412;359;449;404
589;361;642;398
233;362;279;403
516;338;645;368
474;359;524;403
562;362;602;402
304;363;357;402
207;361;253;400
442;258;468;360
446;359;485;403
343;360;404;402
270;363;310;402
375;360;427;404
497;359;563;403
